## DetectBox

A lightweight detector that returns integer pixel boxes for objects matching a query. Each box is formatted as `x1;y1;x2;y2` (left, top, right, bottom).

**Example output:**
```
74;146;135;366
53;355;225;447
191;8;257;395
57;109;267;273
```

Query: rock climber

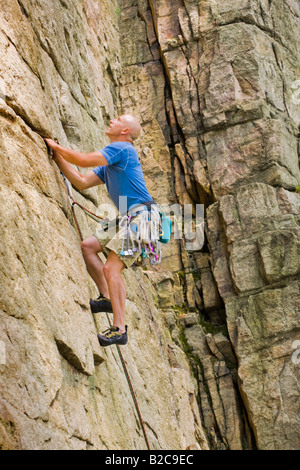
45;114;155;347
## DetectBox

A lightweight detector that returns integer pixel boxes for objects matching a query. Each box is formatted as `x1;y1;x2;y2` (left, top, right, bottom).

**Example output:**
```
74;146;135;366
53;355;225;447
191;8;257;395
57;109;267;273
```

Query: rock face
0;0;299;450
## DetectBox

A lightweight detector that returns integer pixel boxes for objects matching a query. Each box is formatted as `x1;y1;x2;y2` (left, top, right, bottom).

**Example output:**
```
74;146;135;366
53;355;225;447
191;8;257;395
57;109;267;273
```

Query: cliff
0;0;299;450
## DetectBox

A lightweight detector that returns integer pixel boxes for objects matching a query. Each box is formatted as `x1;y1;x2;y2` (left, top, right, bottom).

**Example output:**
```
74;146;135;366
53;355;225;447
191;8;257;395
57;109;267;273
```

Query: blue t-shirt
93;142;153;214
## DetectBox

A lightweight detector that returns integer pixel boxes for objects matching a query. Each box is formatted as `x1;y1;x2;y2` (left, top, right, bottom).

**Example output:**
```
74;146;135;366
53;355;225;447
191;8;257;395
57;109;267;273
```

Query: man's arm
45;138;108;168
52;153;104;191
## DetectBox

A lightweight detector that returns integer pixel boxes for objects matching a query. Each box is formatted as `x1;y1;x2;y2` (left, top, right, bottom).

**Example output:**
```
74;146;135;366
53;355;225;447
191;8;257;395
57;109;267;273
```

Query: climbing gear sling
118;203;162;265
118;201;172;265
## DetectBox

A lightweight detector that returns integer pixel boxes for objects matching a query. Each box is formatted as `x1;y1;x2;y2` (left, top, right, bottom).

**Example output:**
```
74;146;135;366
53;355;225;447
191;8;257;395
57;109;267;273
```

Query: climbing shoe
90;294;113;313
97;326;128;347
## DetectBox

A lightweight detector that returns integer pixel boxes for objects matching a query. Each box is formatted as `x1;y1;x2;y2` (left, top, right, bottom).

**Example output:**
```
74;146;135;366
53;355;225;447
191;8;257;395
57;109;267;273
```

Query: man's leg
81;236;110;299
103;251;126;333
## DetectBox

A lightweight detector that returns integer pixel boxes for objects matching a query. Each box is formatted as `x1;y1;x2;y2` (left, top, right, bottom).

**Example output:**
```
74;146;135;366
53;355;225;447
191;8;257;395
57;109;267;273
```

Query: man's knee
103;253;125;280
81;236;103;255
103;262;116;280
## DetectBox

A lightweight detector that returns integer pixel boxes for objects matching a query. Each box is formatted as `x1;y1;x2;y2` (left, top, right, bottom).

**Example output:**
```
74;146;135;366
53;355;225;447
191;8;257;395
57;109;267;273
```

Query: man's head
105;114;141;143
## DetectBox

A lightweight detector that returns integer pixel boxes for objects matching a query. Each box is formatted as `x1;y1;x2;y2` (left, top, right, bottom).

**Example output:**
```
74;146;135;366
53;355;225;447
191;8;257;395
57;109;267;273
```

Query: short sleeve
93;166;105;182
100;144;124;165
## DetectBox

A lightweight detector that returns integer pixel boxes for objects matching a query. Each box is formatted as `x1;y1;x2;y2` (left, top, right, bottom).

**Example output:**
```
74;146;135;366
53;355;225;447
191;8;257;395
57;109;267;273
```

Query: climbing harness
60;172;151;450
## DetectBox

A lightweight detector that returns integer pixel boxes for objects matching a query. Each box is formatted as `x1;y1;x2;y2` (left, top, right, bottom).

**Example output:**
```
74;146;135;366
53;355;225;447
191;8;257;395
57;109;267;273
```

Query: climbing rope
105;310;150;451
63;174;108;240
61;172;151;451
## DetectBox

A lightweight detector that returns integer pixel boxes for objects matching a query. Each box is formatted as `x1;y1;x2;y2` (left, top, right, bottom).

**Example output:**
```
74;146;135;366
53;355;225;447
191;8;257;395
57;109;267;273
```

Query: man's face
105;116;126;137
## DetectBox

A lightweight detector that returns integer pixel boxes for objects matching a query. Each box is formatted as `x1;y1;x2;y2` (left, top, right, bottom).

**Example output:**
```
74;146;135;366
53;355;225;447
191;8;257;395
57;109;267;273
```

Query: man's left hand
44;138;59;152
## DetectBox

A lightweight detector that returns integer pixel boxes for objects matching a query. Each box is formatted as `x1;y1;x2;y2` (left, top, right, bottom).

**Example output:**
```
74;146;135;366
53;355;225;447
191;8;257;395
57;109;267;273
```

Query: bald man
45;114;154;347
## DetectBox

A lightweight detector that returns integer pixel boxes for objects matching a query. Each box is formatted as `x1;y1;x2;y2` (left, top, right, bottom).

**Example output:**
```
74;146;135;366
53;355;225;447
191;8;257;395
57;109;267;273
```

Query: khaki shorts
94;212;146;269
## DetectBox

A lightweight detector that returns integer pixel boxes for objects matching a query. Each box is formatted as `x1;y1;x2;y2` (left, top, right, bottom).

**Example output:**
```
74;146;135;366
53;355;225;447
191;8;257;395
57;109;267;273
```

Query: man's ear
121;127;131;136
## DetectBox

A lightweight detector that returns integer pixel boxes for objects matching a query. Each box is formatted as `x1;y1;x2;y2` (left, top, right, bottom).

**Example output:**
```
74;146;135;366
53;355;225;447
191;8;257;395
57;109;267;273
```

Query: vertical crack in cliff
144;0;197;296
146;0;213;207
136;6;156;63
